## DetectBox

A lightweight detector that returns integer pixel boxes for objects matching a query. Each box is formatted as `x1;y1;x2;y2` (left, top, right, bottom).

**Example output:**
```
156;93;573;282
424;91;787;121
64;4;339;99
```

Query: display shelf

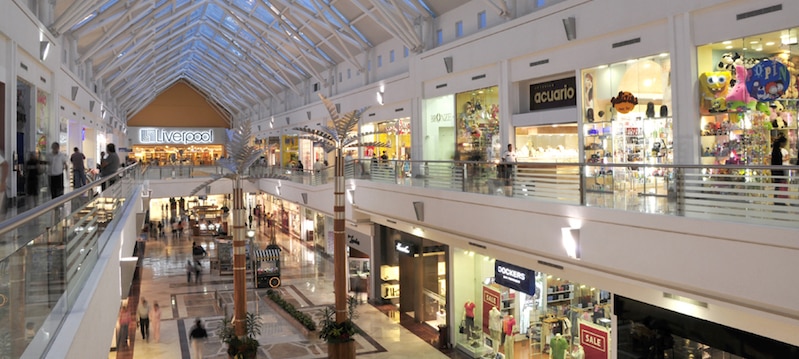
381;283;400;299
380;265;399;281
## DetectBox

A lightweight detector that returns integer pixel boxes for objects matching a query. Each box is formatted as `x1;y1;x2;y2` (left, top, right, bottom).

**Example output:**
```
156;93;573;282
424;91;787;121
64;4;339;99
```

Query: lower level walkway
112;223;454;359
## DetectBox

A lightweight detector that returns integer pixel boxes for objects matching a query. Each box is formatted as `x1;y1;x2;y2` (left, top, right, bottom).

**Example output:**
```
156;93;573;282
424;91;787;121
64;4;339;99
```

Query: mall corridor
111;221;452;359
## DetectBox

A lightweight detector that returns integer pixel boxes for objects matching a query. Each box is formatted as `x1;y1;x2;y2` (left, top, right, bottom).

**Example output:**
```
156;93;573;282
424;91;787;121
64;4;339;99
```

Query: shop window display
697;28;799;170
582;54;673;194
456;86;501;162
514;124;578;163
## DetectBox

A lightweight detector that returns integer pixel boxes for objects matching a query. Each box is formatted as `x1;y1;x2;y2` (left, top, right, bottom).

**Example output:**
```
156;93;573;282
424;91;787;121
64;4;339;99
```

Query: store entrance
131;145;224;166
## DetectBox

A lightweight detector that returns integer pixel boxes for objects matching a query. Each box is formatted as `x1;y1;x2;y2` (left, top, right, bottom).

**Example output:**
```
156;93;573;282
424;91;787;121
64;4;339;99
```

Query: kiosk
253;244;281;288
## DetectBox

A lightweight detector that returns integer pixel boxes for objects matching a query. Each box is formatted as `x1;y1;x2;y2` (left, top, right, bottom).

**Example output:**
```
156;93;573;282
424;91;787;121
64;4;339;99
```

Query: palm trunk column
333;147;348;324
232;177;247;336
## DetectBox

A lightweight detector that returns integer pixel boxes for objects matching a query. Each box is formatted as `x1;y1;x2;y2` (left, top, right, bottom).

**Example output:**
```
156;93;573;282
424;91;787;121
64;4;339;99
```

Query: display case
515;124;579;163
380;265;400;299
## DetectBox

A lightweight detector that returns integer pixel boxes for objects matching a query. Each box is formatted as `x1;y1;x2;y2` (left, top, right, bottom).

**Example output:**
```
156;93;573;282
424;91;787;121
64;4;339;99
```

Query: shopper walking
117;305;131;349
24;152;44;207
150;301;162;343
70;147;87;189
46;142;68;199
137;297;150;341
185;259;194;283
189;318;208;359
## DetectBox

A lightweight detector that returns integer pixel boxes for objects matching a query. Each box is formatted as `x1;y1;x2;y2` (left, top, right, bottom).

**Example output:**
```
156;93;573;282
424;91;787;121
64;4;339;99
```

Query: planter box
263;297;314;337
327;341;355;359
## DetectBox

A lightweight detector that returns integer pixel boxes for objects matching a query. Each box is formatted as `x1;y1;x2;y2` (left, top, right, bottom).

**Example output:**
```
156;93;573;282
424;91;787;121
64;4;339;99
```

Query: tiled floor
113;223;452;359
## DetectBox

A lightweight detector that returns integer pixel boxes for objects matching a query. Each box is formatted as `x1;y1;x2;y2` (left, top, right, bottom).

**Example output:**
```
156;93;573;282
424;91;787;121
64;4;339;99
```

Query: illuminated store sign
529;77;577;111
494;260;536;295
139;128;214;144
394;240;418;256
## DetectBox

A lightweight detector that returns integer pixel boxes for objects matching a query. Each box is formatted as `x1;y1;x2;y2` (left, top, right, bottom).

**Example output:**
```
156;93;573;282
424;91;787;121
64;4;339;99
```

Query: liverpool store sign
140;128;213;144
130;127;226;145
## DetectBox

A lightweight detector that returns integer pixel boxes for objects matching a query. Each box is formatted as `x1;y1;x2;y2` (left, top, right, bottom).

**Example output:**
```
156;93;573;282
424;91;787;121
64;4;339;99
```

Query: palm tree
293;93;386;358
190;118;283;337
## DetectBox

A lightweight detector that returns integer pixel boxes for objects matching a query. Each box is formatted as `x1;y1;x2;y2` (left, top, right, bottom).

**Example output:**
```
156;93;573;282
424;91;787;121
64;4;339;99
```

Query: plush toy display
726;64;757;111
779;57;798;99
610;91;638;114
699;71;730;114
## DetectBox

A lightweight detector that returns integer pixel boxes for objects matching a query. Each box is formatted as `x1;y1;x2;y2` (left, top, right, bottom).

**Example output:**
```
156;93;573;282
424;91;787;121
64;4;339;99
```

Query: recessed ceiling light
722;41;732;45
725;45;733;49
749;40;759;44
765;42;775;46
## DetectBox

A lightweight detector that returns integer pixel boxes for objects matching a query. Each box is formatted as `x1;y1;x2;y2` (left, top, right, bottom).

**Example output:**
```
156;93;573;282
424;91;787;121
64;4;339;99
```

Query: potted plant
218;312;262;359
318;297;360;357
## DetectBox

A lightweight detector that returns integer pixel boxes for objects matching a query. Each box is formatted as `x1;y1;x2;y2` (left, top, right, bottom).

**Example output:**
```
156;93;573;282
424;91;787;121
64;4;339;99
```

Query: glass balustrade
0;164;142;358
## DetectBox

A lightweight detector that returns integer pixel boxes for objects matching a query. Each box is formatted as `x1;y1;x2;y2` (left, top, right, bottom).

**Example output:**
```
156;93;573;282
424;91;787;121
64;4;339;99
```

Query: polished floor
111;221;454;359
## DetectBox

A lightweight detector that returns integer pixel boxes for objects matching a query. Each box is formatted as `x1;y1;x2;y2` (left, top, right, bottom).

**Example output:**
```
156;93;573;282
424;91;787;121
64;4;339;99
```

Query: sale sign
482;286;500;335
579;319;610;359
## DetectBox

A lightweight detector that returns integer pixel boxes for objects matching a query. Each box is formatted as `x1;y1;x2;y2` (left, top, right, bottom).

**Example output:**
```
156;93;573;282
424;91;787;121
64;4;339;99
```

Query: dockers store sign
494;260;536;296
129;127;227;145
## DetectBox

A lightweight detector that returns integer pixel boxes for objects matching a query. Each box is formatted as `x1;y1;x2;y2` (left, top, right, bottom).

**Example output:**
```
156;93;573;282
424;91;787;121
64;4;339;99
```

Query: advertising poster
481;285;500;335
578;319;610;359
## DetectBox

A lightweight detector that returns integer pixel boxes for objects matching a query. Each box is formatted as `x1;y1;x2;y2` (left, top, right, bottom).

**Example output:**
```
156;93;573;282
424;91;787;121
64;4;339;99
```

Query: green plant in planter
219;312;262;359
266;289;317;331
318;297;360;343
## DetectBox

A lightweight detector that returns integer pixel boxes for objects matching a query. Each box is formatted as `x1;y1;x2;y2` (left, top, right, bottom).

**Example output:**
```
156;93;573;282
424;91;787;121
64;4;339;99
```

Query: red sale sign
579;319;609;359
482;286;500;335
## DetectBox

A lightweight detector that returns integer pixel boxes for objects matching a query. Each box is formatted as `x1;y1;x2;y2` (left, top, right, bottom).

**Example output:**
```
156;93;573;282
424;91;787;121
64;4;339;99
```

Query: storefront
346;226;372;303
375;225;448;330
580;54;673;194
696;28;798;167
422;86;501;162
452;250;612;359
127;127;227;165
360;117;410;161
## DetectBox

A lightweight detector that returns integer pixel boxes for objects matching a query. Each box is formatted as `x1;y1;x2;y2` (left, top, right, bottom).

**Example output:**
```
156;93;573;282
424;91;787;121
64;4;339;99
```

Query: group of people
117;297;162;348
11;142;121;207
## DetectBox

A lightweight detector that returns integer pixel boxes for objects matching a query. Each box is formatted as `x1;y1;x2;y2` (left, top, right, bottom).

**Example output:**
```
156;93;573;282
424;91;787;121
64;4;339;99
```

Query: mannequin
464;301;476;338
489;306;502;352
550;333;568;359
570;342;585;359
502;314;516;358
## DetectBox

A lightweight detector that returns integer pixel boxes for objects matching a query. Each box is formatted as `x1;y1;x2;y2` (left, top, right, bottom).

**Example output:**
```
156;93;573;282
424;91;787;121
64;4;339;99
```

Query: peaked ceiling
52;0;465;120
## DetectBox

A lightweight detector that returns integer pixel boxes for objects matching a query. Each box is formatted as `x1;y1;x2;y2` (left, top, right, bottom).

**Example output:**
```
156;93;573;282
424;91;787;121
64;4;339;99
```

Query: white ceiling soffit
54;0;464;119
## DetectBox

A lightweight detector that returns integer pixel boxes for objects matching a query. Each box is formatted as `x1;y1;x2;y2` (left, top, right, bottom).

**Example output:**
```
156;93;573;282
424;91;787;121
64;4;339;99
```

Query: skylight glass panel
199;24;215;39
189;7;203;21
154;4;173;19
253;6;275;24
172;18;188;32
239;29;256;44
175;0;190;8
99;0;119;13
195;40;210;53
296;0;317;12
411;0;436;17
322;11;342;28
70;13;96;31
214;34;230;48
155;0;168;8
222;16;239;33
230;46;243;58
206;3;225;23
185;25;198;37
233;0;255;13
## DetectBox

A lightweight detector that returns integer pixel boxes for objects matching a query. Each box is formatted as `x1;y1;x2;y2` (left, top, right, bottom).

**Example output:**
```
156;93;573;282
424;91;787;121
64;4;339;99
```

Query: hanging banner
482;285;500;335
494;260;536;296
579;319;610;359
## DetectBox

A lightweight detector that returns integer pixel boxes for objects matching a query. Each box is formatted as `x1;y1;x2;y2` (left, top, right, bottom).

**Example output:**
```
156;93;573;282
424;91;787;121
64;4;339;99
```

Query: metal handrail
0;163;140;237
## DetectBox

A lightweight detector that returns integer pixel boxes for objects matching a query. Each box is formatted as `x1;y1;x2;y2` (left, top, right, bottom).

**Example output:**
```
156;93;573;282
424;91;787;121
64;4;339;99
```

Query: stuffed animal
699;71;730;114
782;60;798;99
718;52;740;86
726;64;756;112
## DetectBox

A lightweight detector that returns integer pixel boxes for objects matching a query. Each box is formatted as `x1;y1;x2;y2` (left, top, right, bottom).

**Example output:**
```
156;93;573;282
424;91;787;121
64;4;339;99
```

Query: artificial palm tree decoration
190;118;284;337
293;93;387;358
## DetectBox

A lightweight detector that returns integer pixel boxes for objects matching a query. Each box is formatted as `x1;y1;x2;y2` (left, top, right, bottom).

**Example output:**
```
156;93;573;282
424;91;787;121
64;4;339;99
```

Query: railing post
579;165;586;206
674;167;685;216
424;162;430;188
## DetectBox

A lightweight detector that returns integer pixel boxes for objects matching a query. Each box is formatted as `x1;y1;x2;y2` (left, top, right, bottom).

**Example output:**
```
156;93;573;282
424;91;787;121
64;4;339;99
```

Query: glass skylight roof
63;0;442;115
